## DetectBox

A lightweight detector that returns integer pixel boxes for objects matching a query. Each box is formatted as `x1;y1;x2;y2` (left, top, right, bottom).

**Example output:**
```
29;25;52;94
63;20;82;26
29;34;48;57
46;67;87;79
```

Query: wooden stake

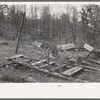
47;48;50;67
75;48;79;65
15;12;25;54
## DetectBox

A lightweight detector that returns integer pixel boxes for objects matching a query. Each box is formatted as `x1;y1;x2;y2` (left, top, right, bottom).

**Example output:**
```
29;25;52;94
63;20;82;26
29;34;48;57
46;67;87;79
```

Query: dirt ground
0;39;100;83
0;40;68;83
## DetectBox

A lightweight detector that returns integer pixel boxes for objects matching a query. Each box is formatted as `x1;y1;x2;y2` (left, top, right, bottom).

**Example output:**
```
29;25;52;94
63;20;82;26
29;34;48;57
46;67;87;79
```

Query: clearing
0;40;100;83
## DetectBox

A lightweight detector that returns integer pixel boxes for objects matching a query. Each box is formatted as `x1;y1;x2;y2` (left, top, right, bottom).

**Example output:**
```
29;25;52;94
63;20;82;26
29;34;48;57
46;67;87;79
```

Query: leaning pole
15;12;25;54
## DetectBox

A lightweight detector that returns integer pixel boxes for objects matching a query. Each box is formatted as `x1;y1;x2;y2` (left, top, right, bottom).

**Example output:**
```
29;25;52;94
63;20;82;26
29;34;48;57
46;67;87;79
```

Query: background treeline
1;4;100;48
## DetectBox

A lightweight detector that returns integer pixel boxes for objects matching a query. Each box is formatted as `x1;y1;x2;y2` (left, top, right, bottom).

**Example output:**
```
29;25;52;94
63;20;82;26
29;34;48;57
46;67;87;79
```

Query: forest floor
0;39;100;83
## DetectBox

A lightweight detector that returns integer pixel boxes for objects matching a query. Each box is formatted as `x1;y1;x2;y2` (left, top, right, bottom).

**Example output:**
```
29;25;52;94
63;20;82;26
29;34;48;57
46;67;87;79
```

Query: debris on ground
0;41;8;46
1;41;100;82
57;43;76;51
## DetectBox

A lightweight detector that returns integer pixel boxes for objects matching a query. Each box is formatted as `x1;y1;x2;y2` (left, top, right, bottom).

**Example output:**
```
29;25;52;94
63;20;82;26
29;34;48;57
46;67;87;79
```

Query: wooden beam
9;54;23;59
78;64;100;71
49;64;66;72
83;44;94;52
81;61;92;65
7;58;87;82
62;67;83;76
15;12;25;54
69;58;92;65
31;59;47;66
87;59;100;65
57;43;76;50
23;59;32;63
41;62;55;68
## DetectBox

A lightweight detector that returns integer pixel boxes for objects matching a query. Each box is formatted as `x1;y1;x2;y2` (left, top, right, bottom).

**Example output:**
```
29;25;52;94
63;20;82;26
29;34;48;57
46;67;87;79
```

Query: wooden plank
62;67;83;76
87;59;100;65
7;58;87;82
49;65;73;72
9;54;23;59
83;44;94;52
31;59;47;66
23;59;32;63
49;64;66;71
41;62;55;68
81;61;92;65
57;43;76;50
69;58;92;65
78;64;100;71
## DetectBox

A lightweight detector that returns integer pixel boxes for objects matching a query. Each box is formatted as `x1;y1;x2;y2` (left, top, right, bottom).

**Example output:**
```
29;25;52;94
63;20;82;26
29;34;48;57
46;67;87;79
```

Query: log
7;58;87;82
23;59;32;63
78;64;100;71
9;54;23;59
31;59;47;66
69;58;91;65
81;61;92;65
87;59;100;65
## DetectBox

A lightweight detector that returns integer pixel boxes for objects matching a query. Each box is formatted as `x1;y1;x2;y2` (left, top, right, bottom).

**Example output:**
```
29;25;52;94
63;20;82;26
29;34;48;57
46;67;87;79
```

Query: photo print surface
0;2;100;83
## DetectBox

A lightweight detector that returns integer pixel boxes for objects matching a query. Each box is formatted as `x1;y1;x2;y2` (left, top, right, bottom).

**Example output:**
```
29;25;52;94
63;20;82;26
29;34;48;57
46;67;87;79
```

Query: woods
1;3;100;83
0;4;100;48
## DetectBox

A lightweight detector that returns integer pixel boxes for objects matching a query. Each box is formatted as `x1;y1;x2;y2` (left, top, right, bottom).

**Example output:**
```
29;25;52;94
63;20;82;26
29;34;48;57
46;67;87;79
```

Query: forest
0;4;100;48
0;3;100;83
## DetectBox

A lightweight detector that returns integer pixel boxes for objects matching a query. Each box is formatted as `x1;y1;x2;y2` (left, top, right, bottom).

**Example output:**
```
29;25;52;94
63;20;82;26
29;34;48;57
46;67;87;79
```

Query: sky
2;2;100;18
5;2;99;11
25;3;83;17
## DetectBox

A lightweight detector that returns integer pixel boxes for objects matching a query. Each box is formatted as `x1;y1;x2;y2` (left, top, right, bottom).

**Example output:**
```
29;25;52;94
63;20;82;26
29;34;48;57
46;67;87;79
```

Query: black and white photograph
0;1;100;83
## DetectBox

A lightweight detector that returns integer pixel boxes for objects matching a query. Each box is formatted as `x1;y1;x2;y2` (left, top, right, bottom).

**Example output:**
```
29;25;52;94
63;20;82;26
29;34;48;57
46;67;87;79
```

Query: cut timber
78;64;100;71
81;61;92;65
83;44;94;52
41;62;55;68
62;67;83;76
9;54;23;59
31;59;47;66
23;59;32;63
87;59;100;65
49;64;66;71
15;12;25;54
57;43;76;50
7;58;87;82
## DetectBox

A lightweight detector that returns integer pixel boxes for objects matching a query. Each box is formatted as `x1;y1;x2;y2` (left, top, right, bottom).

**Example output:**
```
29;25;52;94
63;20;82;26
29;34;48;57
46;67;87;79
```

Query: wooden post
47;48;50;67
41;40;46;67
76;48;79;65
75;38;80;65
15;12;25;54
